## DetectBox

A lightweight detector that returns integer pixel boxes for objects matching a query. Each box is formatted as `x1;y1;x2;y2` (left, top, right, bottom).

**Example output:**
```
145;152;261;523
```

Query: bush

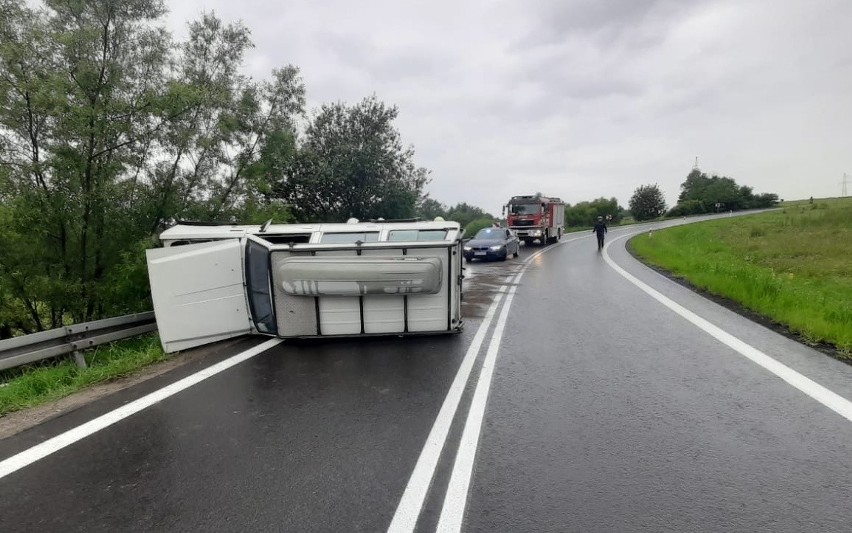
463;217;497;238
564;197;624;227
667;200;705;217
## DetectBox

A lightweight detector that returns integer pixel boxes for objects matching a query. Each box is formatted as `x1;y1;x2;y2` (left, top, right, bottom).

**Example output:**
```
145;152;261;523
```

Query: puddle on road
461;261;522;318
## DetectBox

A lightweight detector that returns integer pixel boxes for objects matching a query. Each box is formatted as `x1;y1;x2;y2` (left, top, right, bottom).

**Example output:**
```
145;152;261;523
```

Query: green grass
629;197;852;356
0;334;166;416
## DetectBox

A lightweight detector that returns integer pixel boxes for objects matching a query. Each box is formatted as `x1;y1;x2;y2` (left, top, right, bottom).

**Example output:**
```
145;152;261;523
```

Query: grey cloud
514;0;712;51
162;0;852;211
315;29;443;83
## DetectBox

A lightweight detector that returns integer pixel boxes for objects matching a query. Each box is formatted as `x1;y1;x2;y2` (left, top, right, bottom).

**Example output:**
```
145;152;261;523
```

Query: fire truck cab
504;195;566;246
146;219;464;353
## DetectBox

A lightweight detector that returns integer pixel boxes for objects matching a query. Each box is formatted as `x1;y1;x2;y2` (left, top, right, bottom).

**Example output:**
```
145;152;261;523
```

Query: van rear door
146;240;252;353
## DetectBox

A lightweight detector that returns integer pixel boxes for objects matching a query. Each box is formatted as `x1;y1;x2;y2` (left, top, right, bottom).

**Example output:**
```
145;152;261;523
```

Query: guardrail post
73;350;87;369
66;326;88;369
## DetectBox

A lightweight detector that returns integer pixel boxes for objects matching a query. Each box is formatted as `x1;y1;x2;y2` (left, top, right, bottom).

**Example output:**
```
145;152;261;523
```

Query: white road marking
0;338;283;480
603;233;852;423
387;285;508;532
391;238;580;533
436;268;522;532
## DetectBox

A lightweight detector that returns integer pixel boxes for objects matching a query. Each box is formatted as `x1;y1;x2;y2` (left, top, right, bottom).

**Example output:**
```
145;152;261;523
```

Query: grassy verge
629;198;852;357
0;334;166;416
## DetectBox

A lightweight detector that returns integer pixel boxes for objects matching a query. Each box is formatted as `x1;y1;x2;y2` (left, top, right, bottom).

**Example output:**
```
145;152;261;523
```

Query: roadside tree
270;96;428;222
672;168;778;214
0;3;304;329
417;197;448;220
629;184;667;221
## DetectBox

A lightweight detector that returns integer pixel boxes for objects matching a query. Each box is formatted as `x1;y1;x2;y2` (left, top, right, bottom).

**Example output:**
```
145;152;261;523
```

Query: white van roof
158;219;462;242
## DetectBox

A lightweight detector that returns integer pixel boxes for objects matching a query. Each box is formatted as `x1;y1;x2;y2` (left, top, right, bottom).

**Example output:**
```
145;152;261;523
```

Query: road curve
2;214;851;532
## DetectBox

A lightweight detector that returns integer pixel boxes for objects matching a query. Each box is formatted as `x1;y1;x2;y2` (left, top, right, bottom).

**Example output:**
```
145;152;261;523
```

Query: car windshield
509;203;540;215
474;228;504;240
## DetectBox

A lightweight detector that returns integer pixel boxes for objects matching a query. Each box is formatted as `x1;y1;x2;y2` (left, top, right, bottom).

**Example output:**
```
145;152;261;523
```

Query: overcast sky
166;0;852;215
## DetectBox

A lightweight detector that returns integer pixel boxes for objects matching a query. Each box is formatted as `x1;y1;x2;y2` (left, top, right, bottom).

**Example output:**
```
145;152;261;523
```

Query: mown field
629;197;852;357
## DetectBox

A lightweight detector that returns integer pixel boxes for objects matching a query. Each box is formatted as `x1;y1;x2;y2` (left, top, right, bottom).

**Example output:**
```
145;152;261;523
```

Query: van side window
320;232;379;244
168;239;214;247
257;234;312;245
387;229;448;242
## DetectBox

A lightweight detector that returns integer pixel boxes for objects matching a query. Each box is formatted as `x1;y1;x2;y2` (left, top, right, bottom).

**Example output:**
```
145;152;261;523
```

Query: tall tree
138;14;304;226
271;95;428;222
0;0;174;323
0;3;304;331
416;197;447;220
629;184;667;221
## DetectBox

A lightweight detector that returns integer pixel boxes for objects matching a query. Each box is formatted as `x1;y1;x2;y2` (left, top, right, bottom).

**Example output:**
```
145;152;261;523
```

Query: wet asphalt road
2;216;852;532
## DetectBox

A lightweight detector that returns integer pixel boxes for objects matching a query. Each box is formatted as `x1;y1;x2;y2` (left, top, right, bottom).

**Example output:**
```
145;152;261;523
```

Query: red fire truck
504;195;566;246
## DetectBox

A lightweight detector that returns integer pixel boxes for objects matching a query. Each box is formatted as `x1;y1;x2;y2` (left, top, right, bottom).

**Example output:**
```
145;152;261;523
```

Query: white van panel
146;240;252;353
318;298;362;335
362;297;406;334
406;247;450;332
361;248;404;334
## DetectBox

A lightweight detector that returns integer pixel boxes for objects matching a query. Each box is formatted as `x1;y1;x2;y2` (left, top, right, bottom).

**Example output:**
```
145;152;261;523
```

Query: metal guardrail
0;312;158;371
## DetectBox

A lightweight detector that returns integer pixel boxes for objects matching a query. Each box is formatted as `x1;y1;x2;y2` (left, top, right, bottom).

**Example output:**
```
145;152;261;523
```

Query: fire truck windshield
509;204;540;215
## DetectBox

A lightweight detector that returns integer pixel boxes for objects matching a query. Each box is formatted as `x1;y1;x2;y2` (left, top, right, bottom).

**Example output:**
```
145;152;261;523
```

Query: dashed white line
603;233;852;423
0;338;283;480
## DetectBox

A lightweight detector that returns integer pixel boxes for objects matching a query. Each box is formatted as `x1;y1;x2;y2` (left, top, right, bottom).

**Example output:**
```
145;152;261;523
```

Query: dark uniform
592;219;607;250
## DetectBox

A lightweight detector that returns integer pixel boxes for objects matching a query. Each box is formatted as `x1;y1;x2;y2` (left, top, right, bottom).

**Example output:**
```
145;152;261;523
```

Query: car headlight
463;246;472;251
489;245;504;251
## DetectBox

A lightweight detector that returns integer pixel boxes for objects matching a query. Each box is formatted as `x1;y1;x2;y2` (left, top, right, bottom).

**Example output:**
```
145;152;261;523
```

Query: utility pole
693;156;699;170
842;172;849;197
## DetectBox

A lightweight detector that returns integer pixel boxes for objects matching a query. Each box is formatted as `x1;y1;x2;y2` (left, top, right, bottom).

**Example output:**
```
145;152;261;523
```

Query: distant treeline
566;169;779;226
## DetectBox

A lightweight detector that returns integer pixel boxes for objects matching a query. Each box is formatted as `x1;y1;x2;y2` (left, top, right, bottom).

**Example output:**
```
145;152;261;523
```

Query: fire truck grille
512;219;535;227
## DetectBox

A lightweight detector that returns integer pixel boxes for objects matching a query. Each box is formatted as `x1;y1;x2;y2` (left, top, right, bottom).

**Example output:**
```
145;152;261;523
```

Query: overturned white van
146;219;465;353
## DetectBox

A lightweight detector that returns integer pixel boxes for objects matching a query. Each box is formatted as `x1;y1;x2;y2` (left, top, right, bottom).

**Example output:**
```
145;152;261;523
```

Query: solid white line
387;240;571;533
429;238;584;532
436;268;522;532
603;233;852;423
0;338;283;480
386;285;508;532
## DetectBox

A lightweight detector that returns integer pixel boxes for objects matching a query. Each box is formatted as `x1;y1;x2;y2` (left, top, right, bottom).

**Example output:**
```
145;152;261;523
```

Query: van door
146;239;252;353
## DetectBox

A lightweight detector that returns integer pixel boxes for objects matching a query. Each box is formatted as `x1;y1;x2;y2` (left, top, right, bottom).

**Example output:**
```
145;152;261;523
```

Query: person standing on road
592;216;607;251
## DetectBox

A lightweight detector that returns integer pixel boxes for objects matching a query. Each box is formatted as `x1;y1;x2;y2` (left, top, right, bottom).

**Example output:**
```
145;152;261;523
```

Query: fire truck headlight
530;230;541;236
